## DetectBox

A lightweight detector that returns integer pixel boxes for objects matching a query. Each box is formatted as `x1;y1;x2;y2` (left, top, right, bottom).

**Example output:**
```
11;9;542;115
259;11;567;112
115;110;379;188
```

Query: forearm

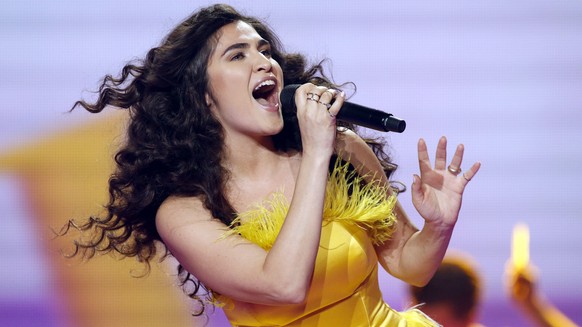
262;153;330;298
396;220;454;286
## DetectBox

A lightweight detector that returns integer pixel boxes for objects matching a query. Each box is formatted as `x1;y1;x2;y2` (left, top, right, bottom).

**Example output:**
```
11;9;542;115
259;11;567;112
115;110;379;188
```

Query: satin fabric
219;221;438;326
217;161;439;326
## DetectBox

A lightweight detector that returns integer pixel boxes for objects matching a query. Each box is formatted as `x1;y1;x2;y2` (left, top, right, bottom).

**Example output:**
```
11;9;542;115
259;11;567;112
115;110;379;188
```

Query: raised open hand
411;136;481;228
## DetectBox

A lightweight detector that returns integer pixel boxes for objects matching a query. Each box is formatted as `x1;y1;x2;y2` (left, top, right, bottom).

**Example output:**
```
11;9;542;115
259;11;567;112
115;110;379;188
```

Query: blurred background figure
408;252;485;327
507;262;578;327
405;223;580;327
507;222;578;327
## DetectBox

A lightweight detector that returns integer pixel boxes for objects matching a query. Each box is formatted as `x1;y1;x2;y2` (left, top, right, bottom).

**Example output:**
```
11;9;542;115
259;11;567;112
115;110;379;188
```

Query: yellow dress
218;162;440;327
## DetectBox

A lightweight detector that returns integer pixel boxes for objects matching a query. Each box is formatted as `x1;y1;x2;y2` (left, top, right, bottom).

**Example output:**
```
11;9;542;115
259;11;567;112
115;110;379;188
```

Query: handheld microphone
280;84;406;133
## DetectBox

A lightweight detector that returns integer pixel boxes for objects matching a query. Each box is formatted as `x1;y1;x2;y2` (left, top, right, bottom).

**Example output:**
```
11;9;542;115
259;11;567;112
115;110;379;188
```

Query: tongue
257;98;270;106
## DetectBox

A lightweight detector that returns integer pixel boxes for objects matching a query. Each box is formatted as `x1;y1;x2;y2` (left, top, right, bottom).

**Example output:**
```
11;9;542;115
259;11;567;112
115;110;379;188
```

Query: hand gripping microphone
280;84;406;133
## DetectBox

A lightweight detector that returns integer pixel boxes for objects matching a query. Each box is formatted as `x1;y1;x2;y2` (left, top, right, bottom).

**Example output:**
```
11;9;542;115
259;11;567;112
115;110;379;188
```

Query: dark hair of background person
409;256;482;322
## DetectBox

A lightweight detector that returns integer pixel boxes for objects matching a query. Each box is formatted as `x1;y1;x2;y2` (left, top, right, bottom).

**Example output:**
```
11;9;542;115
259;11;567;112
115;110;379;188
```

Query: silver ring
307;92;320;101
447;165;461;175
318;101;332;109
462;173;471;181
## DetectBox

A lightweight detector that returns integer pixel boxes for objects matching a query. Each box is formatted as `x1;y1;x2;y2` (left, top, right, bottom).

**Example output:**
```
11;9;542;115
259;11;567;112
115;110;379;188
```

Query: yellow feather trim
223;160;397;249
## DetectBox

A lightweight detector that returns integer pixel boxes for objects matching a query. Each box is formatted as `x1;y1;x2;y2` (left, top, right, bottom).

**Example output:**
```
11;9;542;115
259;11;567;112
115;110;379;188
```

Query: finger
298;85;342;125
417;138;432;174
315;89;334;114
298;85;327;112
326;90;345;118
318;89;336;104
434;136;447;170
461;161;481;185
310;86;332;109
297;84;325;98
447;143;465;175
306;87;341;119
411;174;424;202
296;83;319;105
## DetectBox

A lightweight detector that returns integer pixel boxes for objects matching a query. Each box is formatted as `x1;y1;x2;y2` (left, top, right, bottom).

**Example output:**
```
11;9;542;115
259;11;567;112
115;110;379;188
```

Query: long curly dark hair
60;3;398;315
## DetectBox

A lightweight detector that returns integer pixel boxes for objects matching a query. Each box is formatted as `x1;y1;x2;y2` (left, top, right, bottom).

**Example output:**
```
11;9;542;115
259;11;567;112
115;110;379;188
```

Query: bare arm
156;152;329;305
156;84;345;305
338;132;480;286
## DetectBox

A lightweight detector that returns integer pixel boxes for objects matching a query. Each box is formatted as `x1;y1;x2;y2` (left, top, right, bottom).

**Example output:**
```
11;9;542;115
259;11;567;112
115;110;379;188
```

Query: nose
254;52;272;72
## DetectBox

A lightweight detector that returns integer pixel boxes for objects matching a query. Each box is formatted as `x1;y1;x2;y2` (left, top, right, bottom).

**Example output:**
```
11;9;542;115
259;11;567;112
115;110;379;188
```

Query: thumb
411;174;423;203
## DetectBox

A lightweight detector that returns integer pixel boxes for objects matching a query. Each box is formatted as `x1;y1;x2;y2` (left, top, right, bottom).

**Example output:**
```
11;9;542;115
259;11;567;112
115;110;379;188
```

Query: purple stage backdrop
1;1;581;326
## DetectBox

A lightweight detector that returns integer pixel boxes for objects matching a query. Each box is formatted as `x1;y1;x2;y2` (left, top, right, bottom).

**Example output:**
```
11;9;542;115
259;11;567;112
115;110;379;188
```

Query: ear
204;92;213;107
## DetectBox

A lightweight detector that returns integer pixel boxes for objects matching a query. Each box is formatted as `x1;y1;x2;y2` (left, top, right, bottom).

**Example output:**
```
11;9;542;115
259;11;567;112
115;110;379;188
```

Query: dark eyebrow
221;39;270;57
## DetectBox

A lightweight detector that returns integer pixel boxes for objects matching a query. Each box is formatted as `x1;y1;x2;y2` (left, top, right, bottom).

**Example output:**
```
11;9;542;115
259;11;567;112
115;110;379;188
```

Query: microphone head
384;116;406;133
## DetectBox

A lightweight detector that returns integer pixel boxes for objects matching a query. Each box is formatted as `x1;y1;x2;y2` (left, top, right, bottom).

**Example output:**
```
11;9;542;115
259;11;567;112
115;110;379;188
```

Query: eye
260;47;272;58
230;52;245;61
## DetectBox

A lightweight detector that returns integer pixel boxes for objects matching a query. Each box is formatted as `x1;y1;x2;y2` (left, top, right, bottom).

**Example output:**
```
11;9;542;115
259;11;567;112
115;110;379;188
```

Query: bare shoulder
153;194;273;301
336;128;367;153
336;128;386;181
155;195;219;240
158;195;207;217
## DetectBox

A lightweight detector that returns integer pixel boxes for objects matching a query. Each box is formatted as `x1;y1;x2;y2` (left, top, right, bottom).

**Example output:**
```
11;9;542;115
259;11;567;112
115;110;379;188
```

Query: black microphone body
280;84;406;133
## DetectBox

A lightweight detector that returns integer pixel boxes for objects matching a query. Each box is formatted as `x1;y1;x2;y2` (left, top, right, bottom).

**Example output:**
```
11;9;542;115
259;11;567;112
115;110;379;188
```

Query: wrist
422;219;456;235
300;152;332;169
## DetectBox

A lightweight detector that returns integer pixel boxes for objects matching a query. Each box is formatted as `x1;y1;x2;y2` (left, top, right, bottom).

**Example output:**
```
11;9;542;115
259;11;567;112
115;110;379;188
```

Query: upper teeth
254;80;275;90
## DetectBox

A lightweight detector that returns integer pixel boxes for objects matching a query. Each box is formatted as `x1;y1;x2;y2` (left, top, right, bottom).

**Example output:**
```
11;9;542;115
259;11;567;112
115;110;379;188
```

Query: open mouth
252;80;279;107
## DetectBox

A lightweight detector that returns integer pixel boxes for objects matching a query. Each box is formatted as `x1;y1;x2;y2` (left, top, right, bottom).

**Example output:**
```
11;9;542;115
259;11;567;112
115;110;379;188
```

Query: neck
223;133;288;179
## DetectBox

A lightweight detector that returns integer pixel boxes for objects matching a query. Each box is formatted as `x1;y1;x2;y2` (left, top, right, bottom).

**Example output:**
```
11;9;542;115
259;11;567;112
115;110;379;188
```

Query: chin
269;117;284;134
268;125;284;136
